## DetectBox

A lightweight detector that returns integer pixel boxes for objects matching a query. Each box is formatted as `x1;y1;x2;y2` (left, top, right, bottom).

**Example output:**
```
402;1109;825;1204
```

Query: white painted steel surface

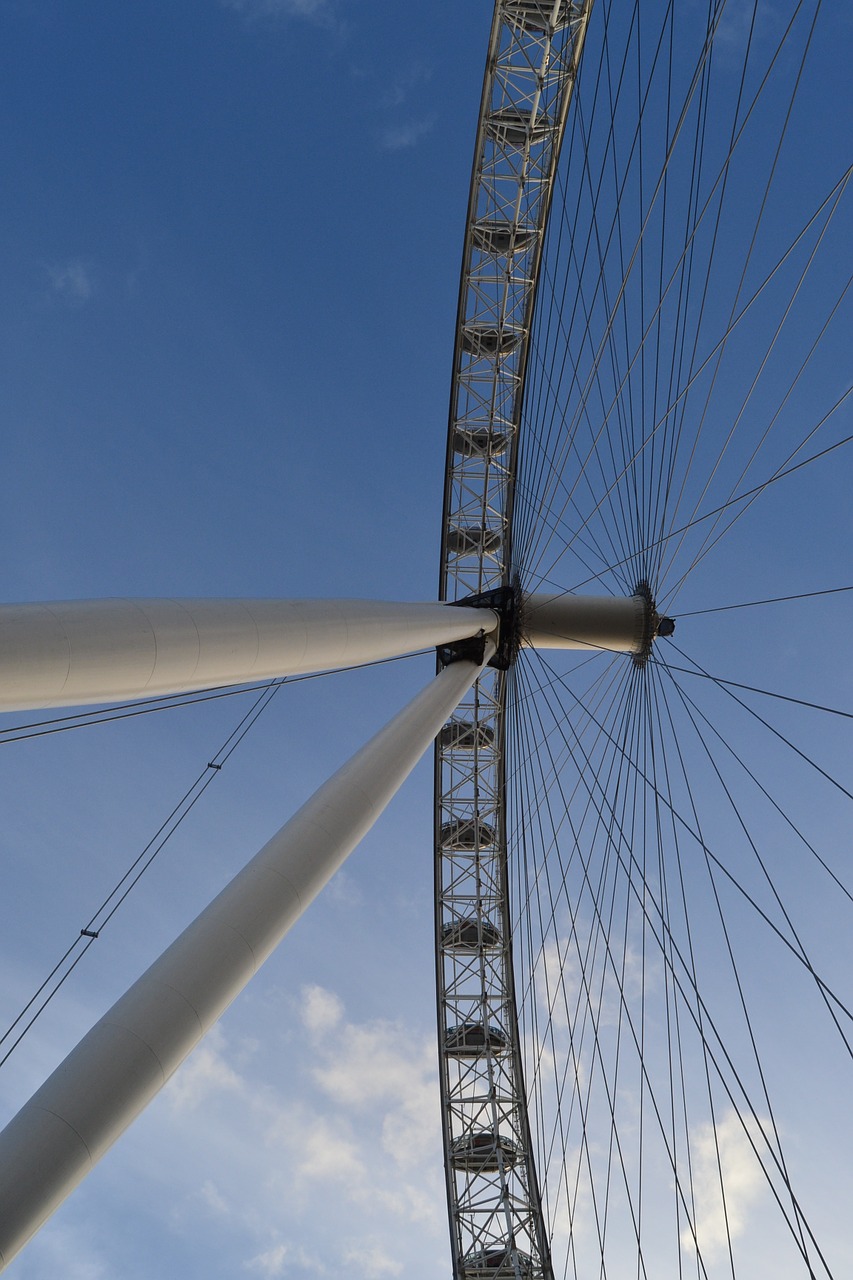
0;598;498;712
522;592;646;653
0;645;494;1270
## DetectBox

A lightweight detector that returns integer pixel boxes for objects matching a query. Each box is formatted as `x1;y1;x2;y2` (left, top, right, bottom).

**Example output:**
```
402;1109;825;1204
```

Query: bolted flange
633;579;676;667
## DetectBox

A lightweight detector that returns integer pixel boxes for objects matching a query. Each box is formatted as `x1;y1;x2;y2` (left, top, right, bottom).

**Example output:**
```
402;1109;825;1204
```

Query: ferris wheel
0;0;851;1277
434;2;852;1277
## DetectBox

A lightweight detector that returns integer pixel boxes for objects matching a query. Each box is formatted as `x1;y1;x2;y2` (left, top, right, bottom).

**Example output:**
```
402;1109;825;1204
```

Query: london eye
0;3;851;1277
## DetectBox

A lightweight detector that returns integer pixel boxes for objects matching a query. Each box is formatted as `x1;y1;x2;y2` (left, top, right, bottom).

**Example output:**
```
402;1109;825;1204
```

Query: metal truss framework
436;4;593;1278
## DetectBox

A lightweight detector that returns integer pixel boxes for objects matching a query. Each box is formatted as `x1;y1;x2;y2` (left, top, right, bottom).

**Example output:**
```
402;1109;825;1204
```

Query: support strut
0;643;494;1271
0;597;499;712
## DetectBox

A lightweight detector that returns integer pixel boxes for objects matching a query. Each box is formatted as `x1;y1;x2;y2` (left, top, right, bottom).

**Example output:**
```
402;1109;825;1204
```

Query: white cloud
533;916;652;1038
245;1242;289;1276
308;1004;440;1177
378;118;435;153
200;1178;231;1217
326;866;365;908
292;983;442;1186
342;1240;402;1278
245;1242;327;1276
300;983;344;1036
535;936;579;1034
139;991;445;1276
309;1010;434;1107
45;259;94;305
294;1114;366;1184
682;1109;768;1258
166;1024;243;1109
371;1180;440;1229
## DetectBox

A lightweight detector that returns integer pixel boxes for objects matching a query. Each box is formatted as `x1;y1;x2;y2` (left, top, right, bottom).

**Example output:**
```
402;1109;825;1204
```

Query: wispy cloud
380;65;432;110
300;982;344;1035
378;118;435;153
342;1240;402;1278
683;1110;768;1258
245;1242;289;1276
45;259;94;306
533;919;650;1037
165;1025;243;1109
375;59;435;152
306;991;440;1171
244;1240;327;1276
19;1219;108;1280
200;1179;231;1217
221;0;334;22
293;1113;366;1184
153;986;446;1276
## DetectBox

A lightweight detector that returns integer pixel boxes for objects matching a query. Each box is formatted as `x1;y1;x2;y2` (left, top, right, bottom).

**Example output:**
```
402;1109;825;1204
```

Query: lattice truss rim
436;3;594;1277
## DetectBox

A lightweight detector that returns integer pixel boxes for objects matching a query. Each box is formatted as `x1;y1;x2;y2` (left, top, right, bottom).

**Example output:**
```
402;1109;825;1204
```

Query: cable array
498;0;851;1273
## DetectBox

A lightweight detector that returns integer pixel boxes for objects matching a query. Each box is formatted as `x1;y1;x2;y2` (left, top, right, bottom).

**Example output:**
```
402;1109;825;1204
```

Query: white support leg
0;597;499;712
0;645;493;1271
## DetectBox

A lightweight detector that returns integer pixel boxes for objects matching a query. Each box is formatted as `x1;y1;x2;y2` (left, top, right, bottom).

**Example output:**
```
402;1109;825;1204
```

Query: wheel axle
445;580;675;667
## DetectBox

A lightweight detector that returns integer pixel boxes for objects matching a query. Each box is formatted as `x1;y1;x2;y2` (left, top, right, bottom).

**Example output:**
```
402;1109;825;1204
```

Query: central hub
442;583;520;669
442;580;674;670
521;579;674;665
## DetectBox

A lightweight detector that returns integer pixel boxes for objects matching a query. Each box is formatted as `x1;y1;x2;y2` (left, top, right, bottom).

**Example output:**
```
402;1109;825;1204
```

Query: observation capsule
461;326;523;359
452;426;510;459
450;1131;520;1173
446;527;503;556
462;1247;536;1278
472;221;537;256
444;1023;509;1058
440;819;497;850
439;719;496;751
441;918;502;950
505;0;579;32
487;107;551;147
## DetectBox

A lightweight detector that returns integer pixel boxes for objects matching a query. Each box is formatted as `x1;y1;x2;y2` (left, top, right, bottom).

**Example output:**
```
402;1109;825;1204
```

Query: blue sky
1;1;852;1278
1;4;485;1276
